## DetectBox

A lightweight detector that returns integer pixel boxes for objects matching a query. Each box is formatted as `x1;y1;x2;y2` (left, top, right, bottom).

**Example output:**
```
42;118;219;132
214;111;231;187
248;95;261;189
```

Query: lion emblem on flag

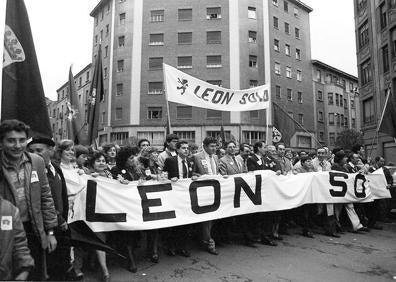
177;78;188;95
3;25;25;68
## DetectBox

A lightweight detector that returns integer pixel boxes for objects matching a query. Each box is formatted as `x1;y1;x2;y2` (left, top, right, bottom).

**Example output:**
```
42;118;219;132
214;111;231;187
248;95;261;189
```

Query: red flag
378;88;396;138
272;102;298;147
2;0;52;137
87;46;104;145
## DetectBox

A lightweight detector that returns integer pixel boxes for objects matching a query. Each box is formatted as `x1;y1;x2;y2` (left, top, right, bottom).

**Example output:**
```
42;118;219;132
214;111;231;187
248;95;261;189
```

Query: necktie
182;160;188;178
232;156;240;171
46;164;53;177
209;155;216;175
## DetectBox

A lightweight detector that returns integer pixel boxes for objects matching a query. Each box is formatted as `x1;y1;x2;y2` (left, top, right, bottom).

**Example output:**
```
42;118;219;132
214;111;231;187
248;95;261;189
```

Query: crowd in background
0;119;394;281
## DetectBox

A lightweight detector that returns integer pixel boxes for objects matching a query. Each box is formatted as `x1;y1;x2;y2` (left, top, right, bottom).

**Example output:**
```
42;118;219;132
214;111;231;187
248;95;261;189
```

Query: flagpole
0;0;6;118
162;64;172;134
376;86;391;132
263;1;272;145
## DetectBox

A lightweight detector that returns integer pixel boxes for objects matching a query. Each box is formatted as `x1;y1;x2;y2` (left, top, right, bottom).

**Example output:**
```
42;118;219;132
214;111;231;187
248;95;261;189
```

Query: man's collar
254;153;262;159
0;151;30;169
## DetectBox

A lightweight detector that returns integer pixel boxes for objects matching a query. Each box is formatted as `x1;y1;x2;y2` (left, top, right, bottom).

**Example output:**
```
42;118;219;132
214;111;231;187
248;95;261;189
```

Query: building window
382;45;389;73
297;91;303;103
110;132;129;143
274;39;280;52
344;98;348;109
147;107;163;119
207;7;221;19
207;80;222;86
318;111;323;122
101;112;106;124
174;131;195;143
150;10;164;22
273;16;279;29
351;98;355;109
285;44;291;56
248;7;257;19
137;131;164;146
286;66;292;78
328;93;334;105
100;30;103;41
79;77;82;87
86;71;90;82
294;7;299;17
104;67;108;79
340;95;343;107
284;22;290;34
275;62;281;75
295;27;300;39
149;57;163;70
328;113;334;125
379;3;387;29
176;106;192;119
207;31;221;44
296;70;302;81
358;21;369;49
119;13;126;25
148;82;163;94
335;93;339;106
249;80;258;88
287;88;292;101
329;132;335;145
207;55;222;68
248;31;257;43
242;131;265;144
117;60;124;72
106;24;109;36
363;98;375;125
276;85;281;99
177;56;192;69
178;8;192;21
95;35;98;45
316;70;321;81
284;1;289;12
352;118;356;127
250;111;259;119
178;32;192;45
207;109;222;119
149;33;164;45
115;107;122;120
336;114;341;126
360;59;372;85
273;0;279;6
298;114;304;125
104;46;108;57
296;48;301;60
95;16;98;26
319;131;324;141
118;35;125;47
249;55;258;68
116;83;123;96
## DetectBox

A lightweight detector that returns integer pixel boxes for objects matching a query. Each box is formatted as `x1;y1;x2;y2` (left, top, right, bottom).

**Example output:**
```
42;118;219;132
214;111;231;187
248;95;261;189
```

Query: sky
1;0;357;101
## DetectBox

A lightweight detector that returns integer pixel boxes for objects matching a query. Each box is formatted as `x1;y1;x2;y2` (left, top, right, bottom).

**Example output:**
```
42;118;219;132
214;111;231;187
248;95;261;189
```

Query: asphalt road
84;220;396;282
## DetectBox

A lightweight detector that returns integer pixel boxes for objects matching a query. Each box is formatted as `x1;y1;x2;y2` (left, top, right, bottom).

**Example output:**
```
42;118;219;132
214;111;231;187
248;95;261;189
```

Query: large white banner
67;169;391;232
163;64;270;111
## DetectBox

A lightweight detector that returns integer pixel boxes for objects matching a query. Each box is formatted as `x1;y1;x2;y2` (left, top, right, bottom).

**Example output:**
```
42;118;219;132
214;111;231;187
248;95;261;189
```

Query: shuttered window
207;55;222;68
178;8;192;21
178;32;192;44
149;57;163;70
207;31;221;44
177;56;192;69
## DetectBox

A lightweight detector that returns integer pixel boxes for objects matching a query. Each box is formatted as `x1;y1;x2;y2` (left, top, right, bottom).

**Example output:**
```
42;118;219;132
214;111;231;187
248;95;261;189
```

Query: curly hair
0;119;30;140
88;151;107;169
115;146;139;169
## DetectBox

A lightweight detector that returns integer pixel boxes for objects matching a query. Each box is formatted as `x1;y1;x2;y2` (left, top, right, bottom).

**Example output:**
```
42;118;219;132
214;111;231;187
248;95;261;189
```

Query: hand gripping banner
163;63;270;111
67;169;391;232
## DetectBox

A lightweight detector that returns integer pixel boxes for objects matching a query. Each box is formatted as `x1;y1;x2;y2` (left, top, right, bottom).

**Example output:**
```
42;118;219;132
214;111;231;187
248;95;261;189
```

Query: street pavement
84;220;396;282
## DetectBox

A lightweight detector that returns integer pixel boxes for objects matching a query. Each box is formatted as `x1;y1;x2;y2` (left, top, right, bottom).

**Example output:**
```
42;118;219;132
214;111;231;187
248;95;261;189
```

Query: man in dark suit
246;141;278;246
27;137;71;281
162;140;196;258
192;137;219;255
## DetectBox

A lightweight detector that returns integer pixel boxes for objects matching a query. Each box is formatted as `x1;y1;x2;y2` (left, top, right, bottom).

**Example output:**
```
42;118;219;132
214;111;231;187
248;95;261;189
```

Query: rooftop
312;60;358;81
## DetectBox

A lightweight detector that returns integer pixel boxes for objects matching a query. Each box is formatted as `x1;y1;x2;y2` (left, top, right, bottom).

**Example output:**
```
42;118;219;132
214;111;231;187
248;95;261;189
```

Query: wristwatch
48;230;54;236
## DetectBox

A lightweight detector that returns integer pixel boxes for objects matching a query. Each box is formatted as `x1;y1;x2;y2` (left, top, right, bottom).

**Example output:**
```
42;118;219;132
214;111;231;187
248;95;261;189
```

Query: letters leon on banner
67;169;391;232
163;63;270;112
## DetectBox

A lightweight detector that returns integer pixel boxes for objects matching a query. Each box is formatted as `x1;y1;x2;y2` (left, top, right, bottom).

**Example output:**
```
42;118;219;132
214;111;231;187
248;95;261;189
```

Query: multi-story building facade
48;64;92;142
354;0;396;161
312;60;360;149
90;0;315;148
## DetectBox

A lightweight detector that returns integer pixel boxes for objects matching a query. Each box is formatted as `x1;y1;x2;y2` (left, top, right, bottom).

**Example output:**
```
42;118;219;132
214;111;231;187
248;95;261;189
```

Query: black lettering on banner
354;174;367;198
239;93;248;104
138;183;176;222
234;175;262;208
201;88;213;101
189;180;221;214
329;172;348;197
222;92;234;104
248;93;258;103
211;90;224;104
86;180;126;222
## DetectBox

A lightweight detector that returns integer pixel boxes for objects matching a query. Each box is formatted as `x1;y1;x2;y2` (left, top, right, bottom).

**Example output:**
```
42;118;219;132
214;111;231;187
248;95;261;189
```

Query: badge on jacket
31;171;39;183
1;216;12;230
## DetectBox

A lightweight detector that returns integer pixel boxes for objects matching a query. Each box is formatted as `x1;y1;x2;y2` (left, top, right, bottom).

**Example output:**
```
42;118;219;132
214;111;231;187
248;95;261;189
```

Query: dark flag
378;87;396;138
219;125;226;148
2;0;52;137
67;66;87;145
273;102;298;147
87;46;104;145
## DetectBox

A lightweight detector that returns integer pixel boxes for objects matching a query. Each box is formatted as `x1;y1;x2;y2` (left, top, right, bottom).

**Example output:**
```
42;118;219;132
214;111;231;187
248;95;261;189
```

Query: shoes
368;224;383;230
204;239;218;255
302;231;314;238
128;264;137;273
176;249;191;257
260;236;278;246
325;232;340;238
356;226;370;233
102;274;110;282
150;253;159;263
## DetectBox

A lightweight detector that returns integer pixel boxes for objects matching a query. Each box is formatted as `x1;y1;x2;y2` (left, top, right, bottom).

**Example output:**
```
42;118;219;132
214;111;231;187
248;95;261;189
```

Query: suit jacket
219;154;247;175
47;163;69;226
246;154;264;172
345;163;359;173
193;151;219;175
163;156;195;179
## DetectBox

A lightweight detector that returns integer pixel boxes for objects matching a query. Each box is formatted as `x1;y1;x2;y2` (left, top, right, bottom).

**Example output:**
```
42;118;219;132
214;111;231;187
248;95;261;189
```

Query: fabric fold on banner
163;64;270;111
67;169;391;232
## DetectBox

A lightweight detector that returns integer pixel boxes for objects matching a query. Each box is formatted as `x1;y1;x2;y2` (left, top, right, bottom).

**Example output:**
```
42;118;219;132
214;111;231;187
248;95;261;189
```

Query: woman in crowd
283;148;294;174
57;139;77;170
111;146;140;181
74;144;90;173
134;146;161;263
103;143;117;170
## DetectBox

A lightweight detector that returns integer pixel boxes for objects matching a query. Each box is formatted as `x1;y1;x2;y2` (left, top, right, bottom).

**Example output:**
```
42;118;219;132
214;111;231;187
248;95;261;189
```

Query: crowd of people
0;119;393;281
